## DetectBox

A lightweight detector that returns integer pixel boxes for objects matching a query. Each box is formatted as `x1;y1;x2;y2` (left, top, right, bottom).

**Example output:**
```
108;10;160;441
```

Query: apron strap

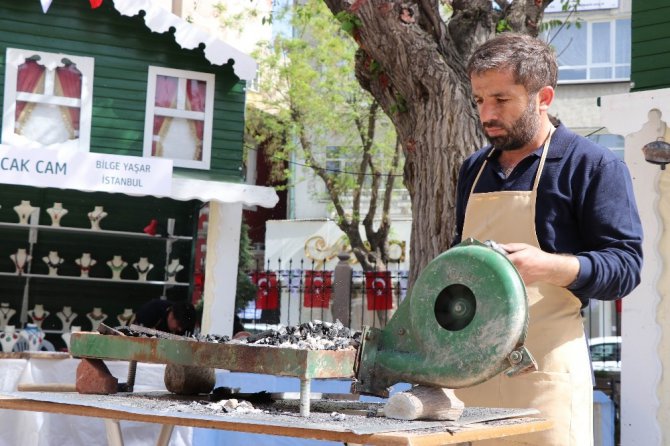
469;128;555;197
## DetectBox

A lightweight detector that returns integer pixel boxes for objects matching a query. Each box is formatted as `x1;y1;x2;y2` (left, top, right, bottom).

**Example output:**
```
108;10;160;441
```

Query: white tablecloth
0;357;192;446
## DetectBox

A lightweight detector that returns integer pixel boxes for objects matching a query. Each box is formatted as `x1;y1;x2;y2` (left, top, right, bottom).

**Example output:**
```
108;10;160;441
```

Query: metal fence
240;257;621;339
238;257;408;332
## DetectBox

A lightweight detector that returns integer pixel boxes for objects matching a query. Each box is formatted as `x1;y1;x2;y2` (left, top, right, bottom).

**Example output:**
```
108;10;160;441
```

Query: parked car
588;336;622;373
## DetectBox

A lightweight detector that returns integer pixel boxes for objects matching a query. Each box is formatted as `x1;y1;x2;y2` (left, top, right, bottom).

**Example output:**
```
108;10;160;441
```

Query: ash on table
232;320;361;351
115;320;360;351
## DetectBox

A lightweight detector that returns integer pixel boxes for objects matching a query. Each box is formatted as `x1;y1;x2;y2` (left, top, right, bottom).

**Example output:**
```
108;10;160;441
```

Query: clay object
19;323;44;351
61;326;81;350
10;248;31;275
14;200;37;225
46;202;68;227
43;251;65;276
143;219;158;236
27;305;49;329
86;307;108;331
133;257;154;281
165;259;184;283
0;325;19;352
0;303;17;330
87;206;108;230
107;255;127;280
76;253;97;278
56;306;78;332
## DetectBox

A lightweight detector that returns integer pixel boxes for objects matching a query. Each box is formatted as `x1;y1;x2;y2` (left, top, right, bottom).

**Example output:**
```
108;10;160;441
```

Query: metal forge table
69;331;357;416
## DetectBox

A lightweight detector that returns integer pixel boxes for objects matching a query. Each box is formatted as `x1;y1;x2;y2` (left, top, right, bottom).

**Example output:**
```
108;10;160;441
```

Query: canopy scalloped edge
112;0;257;82
170;175;278;208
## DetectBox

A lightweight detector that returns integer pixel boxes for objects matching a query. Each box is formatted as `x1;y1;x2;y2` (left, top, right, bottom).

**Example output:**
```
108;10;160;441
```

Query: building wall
600;88;670;446
265;219;412;271
546;0;632;135
552;82;631;134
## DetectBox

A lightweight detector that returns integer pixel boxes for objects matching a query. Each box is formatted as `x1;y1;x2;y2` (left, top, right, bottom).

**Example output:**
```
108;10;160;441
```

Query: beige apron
455;134;593;446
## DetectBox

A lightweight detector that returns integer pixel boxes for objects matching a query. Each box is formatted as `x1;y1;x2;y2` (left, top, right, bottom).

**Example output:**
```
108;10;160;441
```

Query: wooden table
0;391;552;446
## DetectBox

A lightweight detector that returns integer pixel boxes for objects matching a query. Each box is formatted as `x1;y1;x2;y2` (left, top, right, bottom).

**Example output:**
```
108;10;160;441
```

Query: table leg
104;418;173;446
104;419;124;446
300;378;311;417
156;424;174;446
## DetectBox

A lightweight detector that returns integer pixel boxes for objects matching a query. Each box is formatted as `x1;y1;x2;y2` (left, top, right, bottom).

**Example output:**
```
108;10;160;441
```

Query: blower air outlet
434;284;476;331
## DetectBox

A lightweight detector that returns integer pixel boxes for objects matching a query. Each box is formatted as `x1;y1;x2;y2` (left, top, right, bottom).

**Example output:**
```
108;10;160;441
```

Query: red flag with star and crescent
303;271;332;308
251;272;279;310
365;271;393;310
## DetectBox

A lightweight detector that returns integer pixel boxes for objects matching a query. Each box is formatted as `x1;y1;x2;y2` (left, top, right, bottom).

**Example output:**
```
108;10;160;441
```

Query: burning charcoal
246;329;276;343
278;333;291;343
233;320;361;350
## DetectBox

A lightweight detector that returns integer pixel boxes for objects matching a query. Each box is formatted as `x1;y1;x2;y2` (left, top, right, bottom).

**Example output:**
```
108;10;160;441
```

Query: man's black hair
171;300;196;335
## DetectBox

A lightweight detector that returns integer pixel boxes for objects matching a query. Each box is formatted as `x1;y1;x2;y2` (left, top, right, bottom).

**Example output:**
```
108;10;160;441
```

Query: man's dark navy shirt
453;124;643;306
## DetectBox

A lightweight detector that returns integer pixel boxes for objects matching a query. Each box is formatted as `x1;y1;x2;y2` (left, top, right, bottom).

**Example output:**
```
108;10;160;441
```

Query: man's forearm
501;243;580;288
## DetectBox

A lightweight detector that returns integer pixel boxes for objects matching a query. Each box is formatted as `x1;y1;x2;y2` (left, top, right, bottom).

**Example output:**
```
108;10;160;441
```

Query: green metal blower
353;238;537;397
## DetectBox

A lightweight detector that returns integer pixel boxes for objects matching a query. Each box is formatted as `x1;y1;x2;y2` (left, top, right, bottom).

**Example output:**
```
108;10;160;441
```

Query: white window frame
546;18;630;84
143;66;215;170
2;48;94;151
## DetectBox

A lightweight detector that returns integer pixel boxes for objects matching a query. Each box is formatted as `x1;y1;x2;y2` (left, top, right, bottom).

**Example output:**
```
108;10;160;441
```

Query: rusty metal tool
97;323;136;392
97;323;124;336
69;330;356;416
126;324;194;341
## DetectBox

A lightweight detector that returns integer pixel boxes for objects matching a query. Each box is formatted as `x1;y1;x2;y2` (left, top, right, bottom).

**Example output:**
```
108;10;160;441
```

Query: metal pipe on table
300;378;311;417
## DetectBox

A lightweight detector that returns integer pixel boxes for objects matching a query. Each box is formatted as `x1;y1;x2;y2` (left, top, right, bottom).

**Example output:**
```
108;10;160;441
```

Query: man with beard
452;33;642;446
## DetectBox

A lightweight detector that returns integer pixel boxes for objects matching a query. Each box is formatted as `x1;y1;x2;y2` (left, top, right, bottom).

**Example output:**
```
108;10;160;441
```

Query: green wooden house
0;0;277;346
631;0;670;91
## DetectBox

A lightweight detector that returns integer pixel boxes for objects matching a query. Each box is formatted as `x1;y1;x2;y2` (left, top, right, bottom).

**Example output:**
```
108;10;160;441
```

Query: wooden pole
384;385;464;421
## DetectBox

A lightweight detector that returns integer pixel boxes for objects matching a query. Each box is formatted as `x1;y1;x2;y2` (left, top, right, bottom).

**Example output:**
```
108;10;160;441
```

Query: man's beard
484;101;540;151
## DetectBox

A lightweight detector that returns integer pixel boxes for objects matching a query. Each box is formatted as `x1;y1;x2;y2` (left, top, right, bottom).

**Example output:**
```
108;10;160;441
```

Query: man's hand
499;243;580;288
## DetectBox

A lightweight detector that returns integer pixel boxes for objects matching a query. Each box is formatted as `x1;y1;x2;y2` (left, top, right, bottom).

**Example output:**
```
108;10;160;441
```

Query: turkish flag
251;272;279;310
365;271;393;310
303;271;332;308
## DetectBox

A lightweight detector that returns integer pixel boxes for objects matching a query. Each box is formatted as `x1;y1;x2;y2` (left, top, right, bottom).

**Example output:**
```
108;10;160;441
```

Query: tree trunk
321;0;550;285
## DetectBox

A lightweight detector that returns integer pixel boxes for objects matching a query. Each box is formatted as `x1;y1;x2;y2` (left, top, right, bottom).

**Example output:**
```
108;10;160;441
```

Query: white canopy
112;0;258;82
171;174;278;208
